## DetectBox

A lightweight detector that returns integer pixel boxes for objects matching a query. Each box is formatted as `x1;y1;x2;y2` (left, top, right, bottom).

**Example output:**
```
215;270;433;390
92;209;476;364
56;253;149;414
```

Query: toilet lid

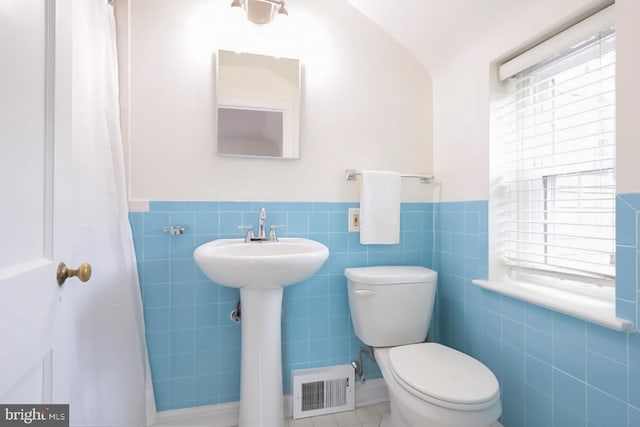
344;266;436;285
389;343;499;406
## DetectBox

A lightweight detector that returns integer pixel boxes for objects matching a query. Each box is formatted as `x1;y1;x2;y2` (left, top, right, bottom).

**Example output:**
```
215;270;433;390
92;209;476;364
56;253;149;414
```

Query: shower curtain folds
67;0;156;425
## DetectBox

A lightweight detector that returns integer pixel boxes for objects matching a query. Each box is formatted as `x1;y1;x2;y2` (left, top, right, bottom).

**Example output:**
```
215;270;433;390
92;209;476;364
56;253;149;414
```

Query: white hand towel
359;170;401;244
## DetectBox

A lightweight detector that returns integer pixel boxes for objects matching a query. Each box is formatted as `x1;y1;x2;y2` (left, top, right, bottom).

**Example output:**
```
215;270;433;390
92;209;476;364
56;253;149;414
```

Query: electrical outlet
348;208;360;232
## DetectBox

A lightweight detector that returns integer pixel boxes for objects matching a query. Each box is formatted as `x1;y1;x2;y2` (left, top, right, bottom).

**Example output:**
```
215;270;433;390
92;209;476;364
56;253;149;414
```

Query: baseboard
154;378;389;426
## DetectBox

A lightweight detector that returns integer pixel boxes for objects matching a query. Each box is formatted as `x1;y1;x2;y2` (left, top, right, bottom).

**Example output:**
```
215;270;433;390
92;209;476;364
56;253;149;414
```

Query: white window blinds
495;20;616;286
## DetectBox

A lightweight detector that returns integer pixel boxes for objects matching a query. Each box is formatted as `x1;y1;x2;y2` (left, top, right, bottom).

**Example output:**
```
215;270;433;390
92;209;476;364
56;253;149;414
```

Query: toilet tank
345;266;437;347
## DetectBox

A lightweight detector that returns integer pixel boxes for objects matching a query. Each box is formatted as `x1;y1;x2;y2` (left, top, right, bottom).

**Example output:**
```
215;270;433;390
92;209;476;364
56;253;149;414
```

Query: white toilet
345;266;501;427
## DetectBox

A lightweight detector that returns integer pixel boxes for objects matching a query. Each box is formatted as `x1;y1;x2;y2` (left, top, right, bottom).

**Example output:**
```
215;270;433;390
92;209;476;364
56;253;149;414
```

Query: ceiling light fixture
230;0;288;25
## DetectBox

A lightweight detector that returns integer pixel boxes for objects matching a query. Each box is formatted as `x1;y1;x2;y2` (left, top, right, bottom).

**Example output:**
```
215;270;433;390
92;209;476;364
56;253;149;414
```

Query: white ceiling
344;0;565;72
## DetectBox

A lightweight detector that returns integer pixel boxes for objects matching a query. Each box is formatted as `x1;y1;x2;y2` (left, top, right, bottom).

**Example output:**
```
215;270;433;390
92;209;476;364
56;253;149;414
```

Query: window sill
472;279;635;332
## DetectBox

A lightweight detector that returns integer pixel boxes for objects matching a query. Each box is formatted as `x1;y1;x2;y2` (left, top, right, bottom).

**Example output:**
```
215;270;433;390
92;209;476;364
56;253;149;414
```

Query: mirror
216;50;301;159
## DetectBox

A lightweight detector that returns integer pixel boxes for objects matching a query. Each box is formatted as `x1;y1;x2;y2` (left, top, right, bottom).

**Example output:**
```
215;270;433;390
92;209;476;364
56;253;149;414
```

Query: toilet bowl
345;266;501;427
376;344;500;427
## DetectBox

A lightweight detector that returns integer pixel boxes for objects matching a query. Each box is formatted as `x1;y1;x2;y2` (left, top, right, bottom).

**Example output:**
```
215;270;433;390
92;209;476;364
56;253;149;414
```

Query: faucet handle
238;225;254;242
268;224;285;241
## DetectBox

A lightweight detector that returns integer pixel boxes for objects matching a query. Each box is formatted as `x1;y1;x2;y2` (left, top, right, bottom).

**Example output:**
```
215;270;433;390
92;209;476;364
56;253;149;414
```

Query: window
493;8;615;288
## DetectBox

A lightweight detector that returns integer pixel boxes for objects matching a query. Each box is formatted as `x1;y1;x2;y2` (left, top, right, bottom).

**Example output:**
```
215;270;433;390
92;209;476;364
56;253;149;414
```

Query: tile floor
153;402;389;427
286;402;389;427
155;401;504;427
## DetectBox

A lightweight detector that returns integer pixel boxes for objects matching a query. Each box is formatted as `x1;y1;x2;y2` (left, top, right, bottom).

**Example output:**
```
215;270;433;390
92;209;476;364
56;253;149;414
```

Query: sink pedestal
192;237;330;427
239;287;285;427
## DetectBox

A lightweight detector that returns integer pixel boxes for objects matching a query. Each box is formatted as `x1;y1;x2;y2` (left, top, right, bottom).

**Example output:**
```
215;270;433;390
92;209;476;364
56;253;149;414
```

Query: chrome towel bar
345;169;434;184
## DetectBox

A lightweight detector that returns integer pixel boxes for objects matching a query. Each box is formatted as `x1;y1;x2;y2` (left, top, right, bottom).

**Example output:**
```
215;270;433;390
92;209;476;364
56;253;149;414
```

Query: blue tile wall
434;199;640;427
131;196;639;423
130;201;434;411
616;194;640;325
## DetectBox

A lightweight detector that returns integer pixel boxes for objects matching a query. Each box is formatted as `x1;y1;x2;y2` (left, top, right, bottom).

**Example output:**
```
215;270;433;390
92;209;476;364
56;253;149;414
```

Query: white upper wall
118;0;433;202
346;0;532;72
349;0;640;201
614;0;640;194
426;0;640;201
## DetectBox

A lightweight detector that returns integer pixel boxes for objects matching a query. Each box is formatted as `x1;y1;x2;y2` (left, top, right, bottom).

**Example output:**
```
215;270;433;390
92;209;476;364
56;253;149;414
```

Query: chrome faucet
239;208;284;242
257;208;267;240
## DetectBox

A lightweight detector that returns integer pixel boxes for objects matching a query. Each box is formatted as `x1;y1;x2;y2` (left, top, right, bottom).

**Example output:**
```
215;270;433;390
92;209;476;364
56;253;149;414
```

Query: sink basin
193;237;329;289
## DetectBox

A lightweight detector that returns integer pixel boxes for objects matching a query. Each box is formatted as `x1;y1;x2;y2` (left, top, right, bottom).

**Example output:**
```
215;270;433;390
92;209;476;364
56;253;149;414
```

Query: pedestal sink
193;238;329;427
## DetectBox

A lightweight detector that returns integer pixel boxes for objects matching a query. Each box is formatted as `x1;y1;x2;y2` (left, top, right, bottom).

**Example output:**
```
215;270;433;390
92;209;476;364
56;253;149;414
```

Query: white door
0;0;77;405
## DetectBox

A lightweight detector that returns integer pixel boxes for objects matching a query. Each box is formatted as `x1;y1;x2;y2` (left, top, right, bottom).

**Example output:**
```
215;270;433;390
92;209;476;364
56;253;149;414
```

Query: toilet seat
388;343;500;411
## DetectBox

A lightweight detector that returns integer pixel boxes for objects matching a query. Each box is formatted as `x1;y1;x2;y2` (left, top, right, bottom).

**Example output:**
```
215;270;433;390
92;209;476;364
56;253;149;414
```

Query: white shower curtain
66;0;156;425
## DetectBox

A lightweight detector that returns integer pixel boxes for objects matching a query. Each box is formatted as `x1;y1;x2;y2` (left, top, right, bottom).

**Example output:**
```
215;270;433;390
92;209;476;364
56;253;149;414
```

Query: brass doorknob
57;262;92;286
